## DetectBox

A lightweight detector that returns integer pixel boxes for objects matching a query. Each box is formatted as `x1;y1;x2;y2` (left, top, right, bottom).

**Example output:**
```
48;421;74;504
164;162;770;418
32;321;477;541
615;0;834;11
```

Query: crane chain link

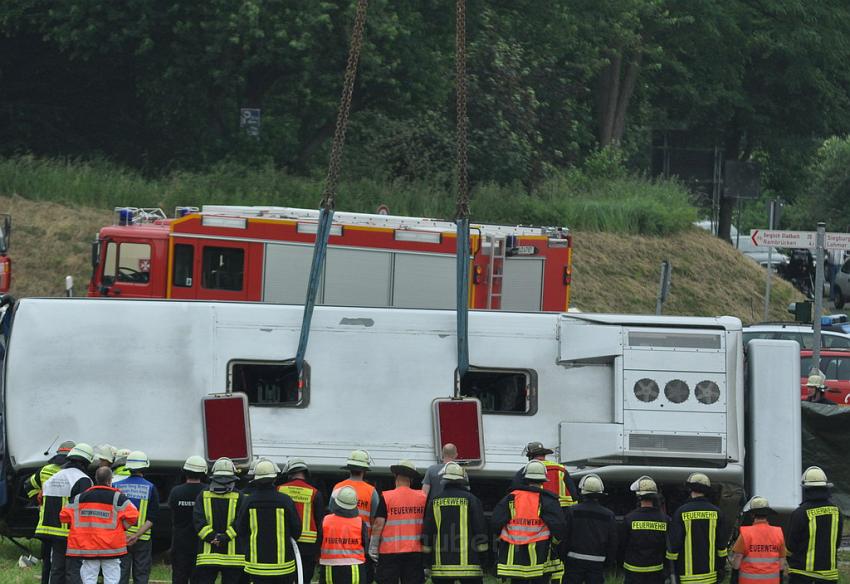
455;0;469;220
321;0;369;211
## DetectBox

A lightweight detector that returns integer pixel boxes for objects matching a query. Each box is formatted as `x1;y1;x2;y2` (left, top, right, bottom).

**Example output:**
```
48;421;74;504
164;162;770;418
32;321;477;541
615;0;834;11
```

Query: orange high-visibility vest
333;479;376;532
499;490;551;545
739;523;785;584
320;514;366;566
278;479;319;544
379;486;426;554
542;460;575;507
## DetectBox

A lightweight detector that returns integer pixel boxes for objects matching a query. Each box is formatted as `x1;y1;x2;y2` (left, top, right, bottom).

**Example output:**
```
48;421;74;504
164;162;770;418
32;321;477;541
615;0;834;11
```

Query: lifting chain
320;0;369;212
455;0;470;220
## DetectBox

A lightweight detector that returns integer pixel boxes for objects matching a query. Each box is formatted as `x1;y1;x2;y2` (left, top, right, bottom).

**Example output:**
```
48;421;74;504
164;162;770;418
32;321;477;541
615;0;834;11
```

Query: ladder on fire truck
485;234;506;310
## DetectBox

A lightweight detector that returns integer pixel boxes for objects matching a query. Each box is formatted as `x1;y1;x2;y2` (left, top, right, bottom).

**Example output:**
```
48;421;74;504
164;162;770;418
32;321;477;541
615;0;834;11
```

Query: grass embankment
0;156;801;322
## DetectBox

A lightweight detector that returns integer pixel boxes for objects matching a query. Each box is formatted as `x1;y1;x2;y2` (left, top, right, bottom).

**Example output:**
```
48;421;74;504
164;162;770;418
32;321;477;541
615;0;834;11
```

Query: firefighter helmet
390;459;421;479
630;475;658;496
183;455;208;474
685;472;711;492
283;458;309;476
523;441;554;458
579;473;604;494
801;466;832;487
336;486;358;510
211;457;237;478
806;373;827;389
440;462;466;482
57;440;76;454
68;443;94;464
343;450;372;470
253;460;280;481
125;451;150;470
743;496;775;515
522;460;548;482
94;444;115;464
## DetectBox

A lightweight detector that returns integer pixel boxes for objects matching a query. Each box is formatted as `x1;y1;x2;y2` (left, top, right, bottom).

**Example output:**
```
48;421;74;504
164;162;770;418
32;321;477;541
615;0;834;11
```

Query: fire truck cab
89;206;574;311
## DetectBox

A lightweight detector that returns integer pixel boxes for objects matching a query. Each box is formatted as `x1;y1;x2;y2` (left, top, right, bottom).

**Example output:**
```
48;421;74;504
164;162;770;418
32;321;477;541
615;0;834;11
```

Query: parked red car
800;349;850;404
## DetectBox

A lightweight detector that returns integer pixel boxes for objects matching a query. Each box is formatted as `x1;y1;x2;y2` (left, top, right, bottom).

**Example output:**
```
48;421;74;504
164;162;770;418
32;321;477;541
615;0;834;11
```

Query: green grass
0;156;697;236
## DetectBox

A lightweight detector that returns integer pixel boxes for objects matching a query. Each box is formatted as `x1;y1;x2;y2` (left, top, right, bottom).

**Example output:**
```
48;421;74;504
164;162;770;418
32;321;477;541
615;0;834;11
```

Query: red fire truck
87;206;573;311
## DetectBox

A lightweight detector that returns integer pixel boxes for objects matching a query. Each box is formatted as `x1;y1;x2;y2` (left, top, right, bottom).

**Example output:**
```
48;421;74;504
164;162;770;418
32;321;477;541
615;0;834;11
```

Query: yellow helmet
344;450;371;470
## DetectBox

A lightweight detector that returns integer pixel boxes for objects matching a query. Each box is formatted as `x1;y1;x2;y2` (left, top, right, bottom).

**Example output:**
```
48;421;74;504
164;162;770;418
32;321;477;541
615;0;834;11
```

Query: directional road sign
750;229;850;250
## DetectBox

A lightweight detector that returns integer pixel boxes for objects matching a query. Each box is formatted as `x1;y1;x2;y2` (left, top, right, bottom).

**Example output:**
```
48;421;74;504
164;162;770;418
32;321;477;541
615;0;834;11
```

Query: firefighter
512;442;577;508
729;496;786;584
37;442;94;584
805;374;833;404
235;459;302;584
112;449;132;483
562;474;617;584
619;476;668;584
494;460;566;584
319;486;369;584
422;462;489;584
27;439;75;584
421;443;457;499
60;466;140;584
666;473;727;584
114;451;159;584
786;466;843;584
194;458;245;584
168;455;208;584
278;458;325;584
331;450;380;582
371;460;427;584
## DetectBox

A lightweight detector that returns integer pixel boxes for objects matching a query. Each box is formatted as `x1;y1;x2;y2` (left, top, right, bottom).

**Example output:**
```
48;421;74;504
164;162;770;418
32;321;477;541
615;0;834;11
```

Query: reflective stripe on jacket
542;461;576;507
739;523;784;584
666;499;727;584
320;514;366;566
378;486;426;554
60;486;139;558
279;480;319;544
787;499;841;581
196;490;244;567
500;490;551;545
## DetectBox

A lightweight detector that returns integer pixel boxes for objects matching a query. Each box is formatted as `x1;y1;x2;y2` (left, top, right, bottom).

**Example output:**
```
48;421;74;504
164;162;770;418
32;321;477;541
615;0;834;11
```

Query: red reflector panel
432;398;484;468
202;394;251;462
0;256;11;293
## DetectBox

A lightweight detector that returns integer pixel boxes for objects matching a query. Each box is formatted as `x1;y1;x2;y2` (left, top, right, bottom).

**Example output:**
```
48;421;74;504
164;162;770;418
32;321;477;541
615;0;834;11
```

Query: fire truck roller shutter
263;243;324;304
393;254;455;309
501;258;544;311
323;248;392;307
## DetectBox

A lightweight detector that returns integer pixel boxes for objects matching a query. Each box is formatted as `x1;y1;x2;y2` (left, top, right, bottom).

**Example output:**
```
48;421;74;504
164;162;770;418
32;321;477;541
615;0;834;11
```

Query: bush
0;156;697;235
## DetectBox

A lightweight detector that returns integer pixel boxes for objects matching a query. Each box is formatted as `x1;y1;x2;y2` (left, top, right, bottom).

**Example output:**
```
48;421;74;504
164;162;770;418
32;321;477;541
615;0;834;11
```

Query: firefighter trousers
300;552;318;584
40;537;52;584
789;575;835;584
376;552;424;584
195;566;243;584
170;534;197;584
563;558;604;584
49;538;77;584
119;539;152;584
247;576;295;584
430;578;483;584
623;571;665;584
319;564;367;584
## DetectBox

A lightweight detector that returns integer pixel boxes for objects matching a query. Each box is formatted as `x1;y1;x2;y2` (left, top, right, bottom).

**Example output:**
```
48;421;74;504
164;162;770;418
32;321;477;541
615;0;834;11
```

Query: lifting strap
455;0;471;387
295;0;369;378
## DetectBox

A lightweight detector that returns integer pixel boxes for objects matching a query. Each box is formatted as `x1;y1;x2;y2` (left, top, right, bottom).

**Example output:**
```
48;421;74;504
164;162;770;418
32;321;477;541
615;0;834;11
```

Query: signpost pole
763;202;776;321
812;222;826;372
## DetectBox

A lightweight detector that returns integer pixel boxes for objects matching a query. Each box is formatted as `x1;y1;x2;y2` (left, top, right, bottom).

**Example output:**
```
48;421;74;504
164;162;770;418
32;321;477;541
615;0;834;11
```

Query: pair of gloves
204;532;231;547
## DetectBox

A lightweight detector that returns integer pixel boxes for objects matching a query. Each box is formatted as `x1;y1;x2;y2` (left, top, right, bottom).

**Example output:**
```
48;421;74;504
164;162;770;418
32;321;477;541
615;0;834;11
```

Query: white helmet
125;451;150;470
686;472;711;491
336;486;359;510
522;460;548;482
94;444;116;464
630;475;658;496
68;443;95;464
743;496;775;515
284;458;309;476
344;450;371;470
211;457;237;478
440;462;466;482
579;474;604;494
253;459;280;481
183;455;208;474
801;466;832;488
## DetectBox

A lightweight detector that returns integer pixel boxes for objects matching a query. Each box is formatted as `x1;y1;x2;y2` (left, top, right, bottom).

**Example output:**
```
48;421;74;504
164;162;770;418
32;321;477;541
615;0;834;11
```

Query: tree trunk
611;54;642;143
596;52;622;146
